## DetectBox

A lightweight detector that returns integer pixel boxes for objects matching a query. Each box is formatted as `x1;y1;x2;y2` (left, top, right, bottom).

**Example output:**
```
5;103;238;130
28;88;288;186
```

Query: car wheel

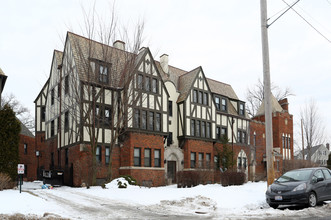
270;204;279;209
308;192;317;207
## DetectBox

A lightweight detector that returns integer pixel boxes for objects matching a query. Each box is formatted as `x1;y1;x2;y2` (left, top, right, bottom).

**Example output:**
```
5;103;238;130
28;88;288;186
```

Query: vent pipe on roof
160;54;169;74
113;40;125;50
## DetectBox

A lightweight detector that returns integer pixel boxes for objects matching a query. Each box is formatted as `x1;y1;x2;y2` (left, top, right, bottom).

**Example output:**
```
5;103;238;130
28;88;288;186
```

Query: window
105;107;111;125
201;121;206;138
96;146;101;163
206;153;211;168
203;93;208;105
148;112;154;130
239;103;245;115
51;89;54;105
191;120;195;136
206;122;211;138
238;157;242;169
198;153;203;168
154;149;161;167
65;111;69;132
323;169;331;179
288;137;291;149
221;98;227;111
253;134;256;146
24;143;27;154
215;97;220;110
221;127;227;139
144;148;151;167
99;65;108;83
141;110;147;129
196;120;200;137
237;131;242;143
152;78;157;93
134;109;140;128
198;91;203;104
134;148;141;166
65;75;69;94
105;147;110;164
167;132;173;146
51;120;54;137
145;77;150;91
155;113;161;131
41;106;46;122
190;152;196;168
65;148;69;166
282;136;285;148
216;127;221;139
168;101;173;116
242;131;246;144
137;74;143;89
193;90;198;103
243;158;247;169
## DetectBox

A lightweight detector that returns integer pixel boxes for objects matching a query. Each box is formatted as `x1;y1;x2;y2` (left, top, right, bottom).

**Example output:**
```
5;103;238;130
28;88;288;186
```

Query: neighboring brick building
19;123;36;181
34;32;294;186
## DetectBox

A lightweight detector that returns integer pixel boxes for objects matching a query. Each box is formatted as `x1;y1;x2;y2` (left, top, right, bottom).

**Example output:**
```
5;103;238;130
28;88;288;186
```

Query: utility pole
260;0;275;186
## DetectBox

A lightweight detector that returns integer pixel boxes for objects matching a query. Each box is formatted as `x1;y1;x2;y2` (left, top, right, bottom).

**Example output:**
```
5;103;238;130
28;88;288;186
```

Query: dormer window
221;98;227;111
99;65;108;83
215;97;220;110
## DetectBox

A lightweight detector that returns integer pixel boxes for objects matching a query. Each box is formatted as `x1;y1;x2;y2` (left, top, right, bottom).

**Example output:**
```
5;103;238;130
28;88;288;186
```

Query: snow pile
105;177;140;189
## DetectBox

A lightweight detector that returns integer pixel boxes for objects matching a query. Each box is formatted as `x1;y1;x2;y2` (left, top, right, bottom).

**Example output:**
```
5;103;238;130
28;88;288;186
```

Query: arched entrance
164;146;184;184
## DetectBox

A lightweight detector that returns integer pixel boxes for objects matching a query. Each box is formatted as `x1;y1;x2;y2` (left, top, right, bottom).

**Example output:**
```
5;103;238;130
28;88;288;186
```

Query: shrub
283;159;318;173
0;173;15;190
177;170;213;188
220;171;246;186
120;175;137;186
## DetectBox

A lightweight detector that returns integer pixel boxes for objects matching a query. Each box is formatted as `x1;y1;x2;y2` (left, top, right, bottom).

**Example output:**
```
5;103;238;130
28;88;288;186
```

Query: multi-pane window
99;65;108;83
154;149;161;167
193;90;198;103
64;111;69;132
239;103;245;115
105;147;110;164
155;113;161;131
167;132;173;146
51;89;54;105
282;136;285;148
216;127;221;139
65;75;69;94
191;120;195;136
203;93;208;105
215;97;220;110
201;121;206;137
168;101;173;116
134;148;141;166
142;110;147;129
237;131;242;143
242;131;246;144
24;143;27;154
221;98;227;111
190;152;196;168
206;122;211;138
198;91;203;104
51;120;54;137
96;146;101;163
288;137;291;149
196;120;200;137
148;112;154;130
137;74;143;89
152;78;157;93
134;109;140;128
238;157;242;168
198;153;204;168
144;148;151;167
221;127;227;139
105;107;111;125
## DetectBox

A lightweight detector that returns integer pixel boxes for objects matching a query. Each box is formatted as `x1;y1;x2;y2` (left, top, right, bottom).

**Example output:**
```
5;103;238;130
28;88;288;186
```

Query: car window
312;170;324;182
322;169;331;180
277;169;312;182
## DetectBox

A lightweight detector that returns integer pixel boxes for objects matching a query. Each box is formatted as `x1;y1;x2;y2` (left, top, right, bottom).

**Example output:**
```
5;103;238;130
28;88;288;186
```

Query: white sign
17;164;25;174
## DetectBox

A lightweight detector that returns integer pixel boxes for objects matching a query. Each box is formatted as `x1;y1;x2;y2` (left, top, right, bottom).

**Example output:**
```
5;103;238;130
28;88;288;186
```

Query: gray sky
0;0;330;150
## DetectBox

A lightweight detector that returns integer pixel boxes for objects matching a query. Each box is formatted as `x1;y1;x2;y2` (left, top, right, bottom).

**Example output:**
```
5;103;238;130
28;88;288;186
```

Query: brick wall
19;134;36;181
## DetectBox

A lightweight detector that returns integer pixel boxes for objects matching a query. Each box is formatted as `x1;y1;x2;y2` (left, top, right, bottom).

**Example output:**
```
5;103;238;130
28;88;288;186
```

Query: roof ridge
206;77;231;86
179;66;200;78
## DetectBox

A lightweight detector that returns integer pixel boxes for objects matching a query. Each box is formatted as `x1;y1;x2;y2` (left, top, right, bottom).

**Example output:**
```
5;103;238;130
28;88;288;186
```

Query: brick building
34;32;293;186
19;123;36;181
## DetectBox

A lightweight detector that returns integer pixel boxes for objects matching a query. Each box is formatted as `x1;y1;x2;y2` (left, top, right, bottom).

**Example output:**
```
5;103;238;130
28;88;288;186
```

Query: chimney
279;98;289;111
160;54;169;74
113;40;125;50
327;143;330;151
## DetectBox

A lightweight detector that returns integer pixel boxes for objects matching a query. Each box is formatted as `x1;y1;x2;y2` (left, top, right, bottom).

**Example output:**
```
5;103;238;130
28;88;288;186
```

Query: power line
282;0;331;44
268;0;301;28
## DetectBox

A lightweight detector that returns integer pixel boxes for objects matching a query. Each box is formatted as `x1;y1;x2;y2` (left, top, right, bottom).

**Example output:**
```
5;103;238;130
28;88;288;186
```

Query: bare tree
245;78;294;117
1;93;34;133
50;4;145;185
300;98;326;160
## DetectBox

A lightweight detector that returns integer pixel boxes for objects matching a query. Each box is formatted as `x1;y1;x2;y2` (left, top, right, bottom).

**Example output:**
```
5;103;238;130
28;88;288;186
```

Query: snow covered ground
0;179;330;219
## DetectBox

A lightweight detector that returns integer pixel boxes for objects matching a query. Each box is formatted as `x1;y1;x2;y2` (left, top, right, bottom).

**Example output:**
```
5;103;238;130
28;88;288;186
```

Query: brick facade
19;133;36;181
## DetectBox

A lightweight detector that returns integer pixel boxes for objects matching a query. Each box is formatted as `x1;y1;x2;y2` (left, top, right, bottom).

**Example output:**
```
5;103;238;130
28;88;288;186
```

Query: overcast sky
0;0;330;150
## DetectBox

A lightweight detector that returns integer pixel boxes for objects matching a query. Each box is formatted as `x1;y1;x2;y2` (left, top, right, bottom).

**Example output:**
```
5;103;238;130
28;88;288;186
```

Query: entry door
167;161;177;183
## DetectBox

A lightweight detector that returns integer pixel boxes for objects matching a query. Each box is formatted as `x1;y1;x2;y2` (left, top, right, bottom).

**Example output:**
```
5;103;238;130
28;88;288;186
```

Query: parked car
266;167;331;208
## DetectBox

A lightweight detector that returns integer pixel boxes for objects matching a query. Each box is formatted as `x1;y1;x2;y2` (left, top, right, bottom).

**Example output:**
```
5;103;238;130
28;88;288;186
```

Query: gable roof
255;94;283;117
0;67;8;92
177;67;201;103
66;32;138;88
299;144;329;156
20;121;34;138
